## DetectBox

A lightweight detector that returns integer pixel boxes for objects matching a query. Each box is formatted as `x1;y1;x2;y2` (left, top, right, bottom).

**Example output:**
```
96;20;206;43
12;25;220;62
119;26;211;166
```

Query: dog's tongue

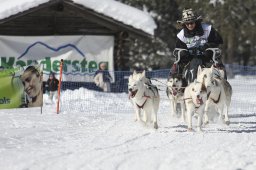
129;93;132;99
129;90;137;98
172;89;177;96
173;91;177;96
196;98;203;105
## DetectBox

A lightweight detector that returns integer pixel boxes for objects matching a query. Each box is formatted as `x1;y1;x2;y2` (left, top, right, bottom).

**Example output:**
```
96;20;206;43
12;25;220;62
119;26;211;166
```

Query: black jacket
176;23;223;63
176;27;223;48
46;78;59;91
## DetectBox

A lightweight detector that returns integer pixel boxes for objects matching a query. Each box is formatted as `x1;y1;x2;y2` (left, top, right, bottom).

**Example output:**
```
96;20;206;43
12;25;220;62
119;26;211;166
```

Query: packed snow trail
0;77;256;170
0;107;256;170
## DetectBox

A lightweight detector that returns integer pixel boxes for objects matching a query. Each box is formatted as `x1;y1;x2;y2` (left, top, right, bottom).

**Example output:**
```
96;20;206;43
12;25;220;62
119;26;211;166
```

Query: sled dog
128;70;160;129
184;80;207;131
197;65;232;125
166;73;187;121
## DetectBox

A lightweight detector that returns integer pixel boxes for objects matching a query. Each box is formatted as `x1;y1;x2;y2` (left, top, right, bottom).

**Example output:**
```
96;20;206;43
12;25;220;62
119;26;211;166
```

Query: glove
180;50;192;63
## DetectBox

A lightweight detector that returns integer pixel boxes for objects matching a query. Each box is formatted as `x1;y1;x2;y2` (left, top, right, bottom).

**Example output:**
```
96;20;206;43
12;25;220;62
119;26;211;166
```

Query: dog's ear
193;79;198;86
129;75;132;80
197;65;202;78
210;65;215;72
141;70;146;77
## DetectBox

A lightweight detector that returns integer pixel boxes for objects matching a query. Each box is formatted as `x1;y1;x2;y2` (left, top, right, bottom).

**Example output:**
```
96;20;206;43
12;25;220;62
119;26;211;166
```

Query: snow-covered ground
0;76;256;170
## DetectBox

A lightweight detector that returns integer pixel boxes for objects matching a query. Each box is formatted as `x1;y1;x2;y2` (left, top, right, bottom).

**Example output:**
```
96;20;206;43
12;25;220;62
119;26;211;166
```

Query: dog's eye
192;88;194;91
204;74;207;78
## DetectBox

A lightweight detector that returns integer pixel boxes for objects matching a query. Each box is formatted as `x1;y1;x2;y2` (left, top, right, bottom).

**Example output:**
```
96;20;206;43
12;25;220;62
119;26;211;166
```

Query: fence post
57;59;64;114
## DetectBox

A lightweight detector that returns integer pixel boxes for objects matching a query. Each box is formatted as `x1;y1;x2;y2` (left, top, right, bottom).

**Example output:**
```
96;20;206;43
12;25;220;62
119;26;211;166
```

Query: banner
0;65;43;109
0;35;114;82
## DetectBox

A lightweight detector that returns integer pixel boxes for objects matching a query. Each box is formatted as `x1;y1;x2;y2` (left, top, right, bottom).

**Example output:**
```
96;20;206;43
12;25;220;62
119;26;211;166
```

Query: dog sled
172;47;224;84
171;47;232;131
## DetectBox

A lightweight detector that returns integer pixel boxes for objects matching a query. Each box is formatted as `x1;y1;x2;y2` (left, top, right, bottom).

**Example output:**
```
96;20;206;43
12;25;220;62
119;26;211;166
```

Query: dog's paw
180;117;186;123
225;120;230;126
197;127;203;132
221;115;225;119
154;122;158;129
203;121;209;126
187;128;193;132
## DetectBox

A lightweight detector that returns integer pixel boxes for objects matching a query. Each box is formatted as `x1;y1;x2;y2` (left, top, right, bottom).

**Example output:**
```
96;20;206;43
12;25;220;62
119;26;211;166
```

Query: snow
73;0;156;35
0;76;256;170
0;0;156;35
0;0;50;20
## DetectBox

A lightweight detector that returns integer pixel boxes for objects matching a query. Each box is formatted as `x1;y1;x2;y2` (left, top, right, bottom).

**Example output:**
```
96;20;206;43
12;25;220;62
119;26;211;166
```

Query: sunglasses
185;22;195;25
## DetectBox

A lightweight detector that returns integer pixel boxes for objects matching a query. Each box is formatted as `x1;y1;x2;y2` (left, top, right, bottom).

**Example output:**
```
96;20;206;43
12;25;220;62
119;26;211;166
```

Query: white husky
166;73;187;121
128;70;160;129
184;80;208;131
197;65;232;125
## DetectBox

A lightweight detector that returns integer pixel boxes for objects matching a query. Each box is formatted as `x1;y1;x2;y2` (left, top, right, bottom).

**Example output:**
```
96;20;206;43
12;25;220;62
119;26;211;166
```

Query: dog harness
135;93;151;109
207;91;221;104
183;98;202;109
134;86;159;109
168;87;185;97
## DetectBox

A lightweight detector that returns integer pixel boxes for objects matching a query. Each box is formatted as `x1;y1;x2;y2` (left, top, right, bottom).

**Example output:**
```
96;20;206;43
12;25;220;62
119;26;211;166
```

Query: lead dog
184;80;207;131
197;65;232;125
128;70;160;129
166;73;187;121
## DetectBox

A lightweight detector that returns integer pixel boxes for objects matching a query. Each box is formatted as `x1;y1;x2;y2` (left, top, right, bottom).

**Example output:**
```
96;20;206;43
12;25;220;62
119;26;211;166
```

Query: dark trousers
170;57;227;80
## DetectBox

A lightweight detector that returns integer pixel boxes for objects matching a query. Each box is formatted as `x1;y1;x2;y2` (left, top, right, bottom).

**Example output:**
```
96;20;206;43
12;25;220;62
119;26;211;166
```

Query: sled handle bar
173;48;221;64
205;48;221;64
172;48;188;64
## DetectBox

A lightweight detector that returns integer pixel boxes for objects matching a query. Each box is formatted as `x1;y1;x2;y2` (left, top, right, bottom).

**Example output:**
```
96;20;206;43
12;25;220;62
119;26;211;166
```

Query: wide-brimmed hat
177;8;202;24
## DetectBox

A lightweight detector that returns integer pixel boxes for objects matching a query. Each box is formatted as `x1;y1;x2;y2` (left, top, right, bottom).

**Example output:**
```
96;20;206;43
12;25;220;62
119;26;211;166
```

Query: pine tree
118;0;179;70
117;0;256;68
176;0;256;65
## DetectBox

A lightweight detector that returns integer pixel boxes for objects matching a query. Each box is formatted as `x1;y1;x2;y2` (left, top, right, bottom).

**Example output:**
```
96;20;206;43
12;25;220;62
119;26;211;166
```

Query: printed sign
0;36;114;82
0;65;43;109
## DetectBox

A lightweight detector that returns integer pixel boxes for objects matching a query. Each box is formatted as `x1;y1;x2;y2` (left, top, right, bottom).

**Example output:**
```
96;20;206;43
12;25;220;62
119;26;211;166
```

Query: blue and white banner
0;35;114;82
